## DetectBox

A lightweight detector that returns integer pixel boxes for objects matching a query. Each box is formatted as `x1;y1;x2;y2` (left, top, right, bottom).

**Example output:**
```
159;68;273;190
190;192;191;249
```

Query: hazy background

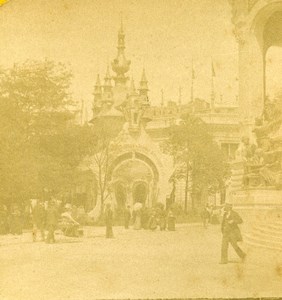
0;0;281;116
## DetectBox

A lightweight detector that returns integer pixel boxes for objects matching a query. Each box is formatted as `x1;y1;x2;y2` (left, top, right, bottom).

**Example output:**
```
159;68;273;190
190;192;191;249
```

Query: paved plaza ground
0;224;281;300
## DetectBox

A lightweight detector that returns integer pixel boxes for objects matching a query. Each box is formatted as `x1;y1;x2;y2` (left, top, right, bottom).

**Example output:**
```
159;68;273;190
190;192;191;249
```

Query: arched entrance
264;11;282;100
109;154;158;207
133;182;147;204
115;183;127;209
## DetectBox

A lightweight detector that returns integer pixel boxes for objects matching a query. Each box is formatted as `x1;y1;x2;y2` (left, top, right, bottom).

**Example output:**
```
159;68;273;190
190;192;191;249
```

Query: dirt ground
0;224;281;300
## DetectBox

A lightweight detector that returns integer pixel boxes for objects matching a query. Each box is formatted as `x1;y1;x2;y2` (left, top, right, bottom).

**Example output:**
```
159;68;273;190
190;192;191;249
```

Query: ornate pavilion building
78;22;242;212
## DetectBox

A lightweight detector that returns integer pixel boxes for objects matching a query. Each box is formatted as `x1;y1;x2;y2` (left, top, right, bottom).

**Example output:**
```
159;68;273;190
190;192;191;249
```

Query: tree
0;59;83;204
83;117;123;219
164;113;230;211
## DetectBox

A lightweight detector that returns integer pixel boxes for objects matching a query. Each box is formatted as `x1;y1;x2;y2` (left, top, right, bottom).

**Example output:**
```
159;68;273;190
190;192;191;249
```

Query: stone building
78;22;241;212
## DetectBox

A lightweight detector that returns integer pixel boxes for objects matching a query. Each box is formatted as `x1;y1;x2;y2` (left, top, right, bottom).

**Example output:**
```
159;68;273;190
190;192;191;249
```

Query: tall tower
111;19;131;87
139;69;149;99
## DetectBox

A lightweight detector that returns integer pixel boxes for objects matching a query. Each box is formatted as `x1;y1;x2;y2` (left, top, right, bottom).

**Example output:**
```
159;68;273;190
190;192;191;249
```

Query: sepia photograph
0;0;281;299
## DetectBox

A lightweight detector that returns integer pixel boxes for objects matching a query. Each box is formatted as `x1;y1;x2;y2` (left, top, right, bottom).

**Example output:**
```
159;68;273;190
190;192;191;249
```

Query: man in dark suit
220;203;246;264
105;203;114;238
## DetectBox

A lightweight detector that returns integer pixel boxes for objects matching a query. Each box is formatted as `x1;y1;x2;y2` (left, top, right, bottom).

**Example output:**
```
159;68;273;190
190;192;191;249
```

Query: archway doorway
133;183;147;205
264;11;282;101
265;46;282;100
115;183;126;210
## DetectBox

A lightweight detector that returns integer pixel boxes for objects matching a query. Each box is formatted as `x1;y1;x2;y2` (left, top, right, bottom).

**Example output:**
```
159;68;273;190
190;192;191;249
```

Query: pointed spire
104;65;112;91
93;74;102;103
118;14;125;51
111;19;131;86
130;77;137;95
120;11;124;34
139;68;149;96
102;65;113;105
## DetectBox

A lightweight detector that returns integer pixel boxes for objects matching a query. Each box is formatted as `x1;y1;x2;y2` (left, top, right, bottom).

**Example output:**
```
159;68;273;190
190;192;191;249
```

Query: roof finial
111;15;131;86
139;68;149;96
120;11;124;33
104;65;112;90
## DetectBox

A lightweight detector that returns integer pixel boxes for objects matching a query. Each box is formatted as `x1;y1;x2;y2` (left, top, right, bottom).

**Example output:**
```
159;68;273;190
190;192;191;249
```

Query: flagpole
211;59;215;113
191;58;194;103
161;89;164;107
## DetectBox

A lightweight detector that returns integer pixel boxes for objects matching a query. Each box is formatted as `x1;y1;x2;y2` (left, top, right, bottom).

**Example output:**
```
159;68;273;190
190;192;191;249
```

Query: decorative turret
103;65;112;92
111;19;131;87
122;76;151;134
93;74;102;116
129;77;138;97
93;74;102;103
139;69;149;97
102;65;113;104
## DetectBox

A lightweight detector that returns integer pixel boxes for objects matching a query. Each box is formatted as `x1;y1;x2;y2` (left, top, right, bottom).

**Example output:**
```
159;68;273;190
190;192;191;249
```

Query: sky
0;0;281;117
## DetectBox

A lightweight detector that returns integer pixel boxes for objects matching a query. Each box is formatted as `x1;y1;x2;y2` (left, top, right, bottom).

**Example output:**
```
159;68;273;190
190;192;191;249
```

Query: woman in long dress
167;209;176;231
148;209;158;231
133;209;141;230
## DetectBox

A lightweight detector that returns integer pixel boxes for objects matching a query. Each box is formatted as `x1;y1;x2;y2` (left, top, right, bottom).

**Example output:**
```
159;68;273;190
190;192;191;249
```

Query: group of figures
0;199;88;243
200;204;222;228
31;199;86;243
104;202;176;239
1;200;247;264
129;203;176;231
0;203;25;235
235;98;282;189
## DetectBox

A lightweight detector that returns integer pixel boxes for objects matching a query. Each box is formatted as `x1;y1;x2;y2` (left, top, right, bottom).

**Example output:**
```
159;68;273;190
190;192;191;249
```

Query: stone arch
108;152;160;182
250;1;282;52
232;0;282;130
107;152;161;208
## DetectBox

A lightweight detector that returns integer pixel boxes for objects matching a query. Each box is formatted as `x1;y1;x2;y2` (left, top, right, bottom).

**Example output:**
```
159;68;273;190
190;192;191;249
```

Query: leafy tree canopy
164;113;230;196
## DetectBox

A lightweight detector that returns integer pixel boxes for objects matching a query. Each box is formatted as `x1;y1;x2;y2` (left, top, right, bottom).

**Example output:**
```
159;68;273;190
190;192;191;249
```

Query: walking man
105;203;114;238
220;203;246;264
201;204;210;229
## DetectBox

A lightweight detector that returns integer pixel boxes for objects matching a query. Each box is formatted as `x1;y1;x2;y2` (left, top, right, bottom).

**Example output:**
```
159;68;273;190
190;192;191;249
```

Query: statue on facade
242;97;282;189
235;136;256;162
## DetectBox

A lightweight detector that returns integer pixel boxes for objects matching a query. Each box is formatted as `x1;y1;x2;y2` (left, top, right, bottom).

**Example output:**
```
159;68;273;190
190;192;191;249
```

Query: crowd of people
0;199;88;243
125;204;175;231
104;202;176;239
0;203;26;235
0;199;176;240
1;199;246;264
200;204;225;228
